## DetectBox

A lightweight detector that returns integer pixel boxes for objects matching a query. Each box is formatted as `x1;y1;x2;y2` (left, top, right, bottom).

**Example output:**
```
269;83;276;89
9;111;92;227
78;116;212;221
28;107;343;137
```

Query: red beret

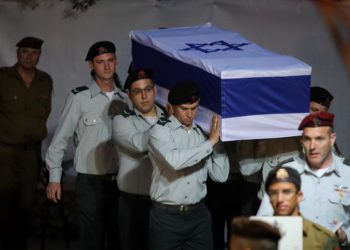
298;112;334;130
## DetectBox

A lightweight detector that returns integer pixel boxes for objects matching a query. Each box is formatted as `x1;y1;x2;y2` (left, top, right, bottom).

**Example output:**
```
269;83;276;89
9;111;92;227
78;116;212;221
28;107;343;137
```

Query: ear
297;191;303;203
88;60;94;70
330;132;337;147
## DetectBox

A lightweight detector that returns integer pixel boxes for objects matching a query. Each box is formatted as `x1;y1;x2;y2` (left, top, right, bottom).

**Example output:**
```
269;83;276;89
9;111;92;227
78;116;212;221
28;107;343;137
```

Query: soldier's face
17;47;41;69
301;126;336;169
268;182;302;216
310;101;328;114
128;79;156;116
89;53;117;82
172;100;199;128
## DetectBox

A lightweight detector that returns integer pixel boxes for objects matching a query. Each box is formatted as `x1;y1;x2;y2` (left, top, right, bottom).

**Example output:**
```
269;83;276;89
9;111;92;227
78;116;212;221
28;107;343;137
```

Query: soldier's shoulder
121;108;136;118
36;69;52;82
156;116;171;126
0;66;12;76
71;86;89;95
310;220;336;238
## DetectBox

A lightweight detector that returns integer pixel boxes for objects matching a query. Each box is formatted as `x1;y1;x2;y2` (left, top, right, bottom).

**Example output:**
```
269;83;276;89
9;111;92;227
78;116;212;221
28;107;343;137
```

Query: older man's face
301;126;336;169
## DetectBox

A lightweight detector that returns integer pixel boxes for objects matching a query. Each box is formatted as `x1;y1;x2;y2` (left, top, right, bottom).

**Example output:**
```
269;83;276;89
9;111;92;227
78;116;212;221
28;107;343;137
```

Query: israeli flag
130;23;311;141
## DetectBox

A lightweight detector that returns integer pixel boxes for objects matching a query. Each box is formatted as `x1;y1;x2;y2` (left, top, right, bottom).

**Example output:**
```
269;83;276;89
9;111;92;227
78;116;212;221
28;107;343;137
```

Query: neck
143;106;157;117
17;64;36;87
95;79;114;92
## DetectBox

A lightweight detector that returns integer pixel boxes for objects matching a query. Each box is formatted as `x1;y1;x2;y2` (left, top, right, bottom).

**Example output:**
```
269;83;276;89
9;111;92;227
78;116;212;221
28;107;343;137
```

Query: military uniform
113;104;167;250
0;64;52;248
46;80;130;250
148;115;230;250
258;153;350;245
303;216;340;250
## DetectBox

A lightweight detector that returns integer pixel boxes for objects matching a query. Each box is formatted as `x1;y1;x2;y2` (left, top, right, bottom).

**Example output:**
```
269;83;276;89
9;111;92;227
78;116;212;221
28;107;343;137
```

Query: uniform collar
133;104;167;121
168;115;200;134
301;152;341;177
90;80;120;98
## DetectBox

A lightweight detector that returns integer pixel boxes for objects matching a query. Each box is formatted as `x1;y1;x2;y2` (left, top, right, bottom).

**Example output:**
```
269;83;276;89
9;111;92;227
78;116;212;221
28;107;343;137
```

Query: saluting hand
209;115;220;146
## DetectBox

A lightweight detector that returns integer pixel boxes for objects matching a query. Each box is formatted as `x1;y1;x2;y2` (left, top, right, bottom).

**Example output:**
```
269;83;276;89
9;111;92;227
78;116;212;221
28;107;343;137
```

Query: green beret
265;167;301;192
168;80;200;105
16;36;43;49
85;41;116;61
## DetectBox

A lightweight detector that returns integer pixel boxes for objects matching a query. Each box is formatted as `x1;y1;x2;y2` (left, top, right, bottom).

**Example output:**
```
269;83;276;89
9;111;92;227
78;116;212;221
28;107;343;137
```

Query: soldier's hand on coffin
209;115;220;146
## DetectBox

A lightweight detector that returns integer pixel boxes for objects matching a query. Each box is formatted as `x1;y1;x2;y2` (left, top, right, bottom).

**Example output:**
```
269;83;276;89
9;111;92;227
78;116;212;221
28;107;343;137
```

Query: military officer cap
85;41;116;61
298;112;334;130
168;80;200;105
265;166;301;192
310;86;333;108
16;36;43;49
124;68;153;90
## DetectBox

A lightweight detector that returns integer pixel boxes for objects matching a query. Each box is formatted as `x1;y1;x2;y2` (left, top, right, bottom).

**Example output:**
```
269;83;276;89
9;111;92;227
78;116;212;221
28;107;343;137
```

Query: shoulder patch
71;86;88;94
122;108;136;118
157;116;170;126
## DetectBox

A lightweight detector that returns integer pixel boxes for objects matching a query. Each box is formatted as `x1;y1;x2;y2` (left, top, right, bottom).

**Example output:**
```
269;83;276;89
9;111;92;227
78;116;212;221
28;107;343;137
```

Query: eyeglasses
268;189;297;200
130;85;154;96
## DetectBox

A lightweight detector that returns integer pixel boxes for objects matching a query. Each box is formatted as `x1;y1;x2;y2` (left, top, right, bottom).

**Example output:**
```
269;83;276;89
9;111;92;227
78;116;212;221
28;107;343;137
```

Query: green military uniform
303;217;340;250
0;64;52;248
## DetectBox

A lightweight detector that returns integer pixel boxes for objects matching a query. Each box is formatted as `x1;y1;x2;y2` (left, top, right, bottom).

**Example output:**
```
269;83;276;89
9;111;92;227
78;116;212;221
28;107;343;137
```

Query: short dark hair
230;217;281;250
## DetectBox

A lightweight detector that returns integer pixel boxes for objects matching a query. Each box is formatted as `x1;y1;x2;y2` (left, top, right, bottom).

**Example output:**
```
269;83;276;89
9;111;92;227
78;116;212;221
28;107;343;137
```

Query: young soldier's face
17;47;41;70
309;101;328;114
129;79;156;116
268;182;302;216
89;53;117;82
301;126;336;169
172;100;199;128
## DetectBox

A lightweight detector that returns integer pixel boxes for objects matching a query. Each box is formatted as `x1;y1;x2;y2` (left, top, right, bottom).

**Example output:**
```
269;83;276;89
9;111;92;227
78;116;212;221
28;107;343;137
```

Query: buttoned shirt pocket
83;113;103;127
329;185;350;206
0;92;25;114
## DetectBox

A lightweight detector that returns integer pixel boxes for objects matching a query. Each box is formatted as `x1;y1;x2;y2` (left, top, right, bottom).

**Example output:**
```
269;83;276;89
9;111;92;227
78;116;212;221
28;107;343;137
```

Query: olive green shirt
0;64;52;144
303;217;340;250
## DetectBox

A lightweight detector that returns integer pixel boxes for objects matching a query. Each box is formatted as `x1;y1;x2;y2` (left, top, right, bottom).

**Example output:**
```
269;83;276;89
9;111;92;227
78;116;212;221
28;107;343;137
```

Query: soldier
258;112;350;247
265;166;339;249
46;41;130;250
147;80;229;250
112;68;167;250
0;36;53;250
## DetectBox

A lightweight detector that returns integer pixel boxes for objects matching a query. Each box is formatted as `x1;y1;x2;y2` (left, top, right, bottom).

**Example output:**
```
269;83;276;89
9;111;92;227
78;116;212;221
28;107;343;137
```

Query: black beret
310;86;333;108
265;166;301;192
16;36;43;49
85;41;116;61
168;80;200;105
124;68;153;90
298;112;334;130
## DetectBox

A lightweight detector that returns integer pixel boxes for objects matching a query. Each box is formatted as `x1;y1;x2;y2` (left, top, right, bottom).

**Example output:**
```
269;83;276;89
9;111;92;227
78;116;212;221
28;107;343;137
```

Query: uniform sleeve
44;74;53;122
45;93;80;182
206;141;230;182
112;115;149;153
148;124;213;171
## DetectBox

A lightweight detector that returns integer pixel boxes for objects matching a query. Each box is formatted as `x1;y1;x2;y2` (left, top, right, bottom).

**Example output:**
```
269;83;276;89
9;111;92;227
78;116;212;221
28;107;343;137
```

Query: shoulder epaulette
279;157;295;166
343;158;350;167
122;108;136;118
71;86;89;94
157;116;170;126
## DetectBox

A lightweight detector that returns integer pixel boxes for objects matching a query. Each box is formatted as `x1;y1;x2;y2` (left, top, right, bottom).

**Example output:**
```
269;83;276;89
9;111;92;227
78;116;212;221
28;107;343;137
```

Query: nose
104;62;111;70
141;89;147;99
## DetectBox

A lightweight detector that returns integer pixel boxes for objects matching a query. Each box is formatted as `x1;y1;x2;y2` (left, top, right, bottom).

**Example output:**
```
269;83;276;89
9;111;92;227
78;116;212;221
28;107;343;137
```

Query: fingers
46;183;61;203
